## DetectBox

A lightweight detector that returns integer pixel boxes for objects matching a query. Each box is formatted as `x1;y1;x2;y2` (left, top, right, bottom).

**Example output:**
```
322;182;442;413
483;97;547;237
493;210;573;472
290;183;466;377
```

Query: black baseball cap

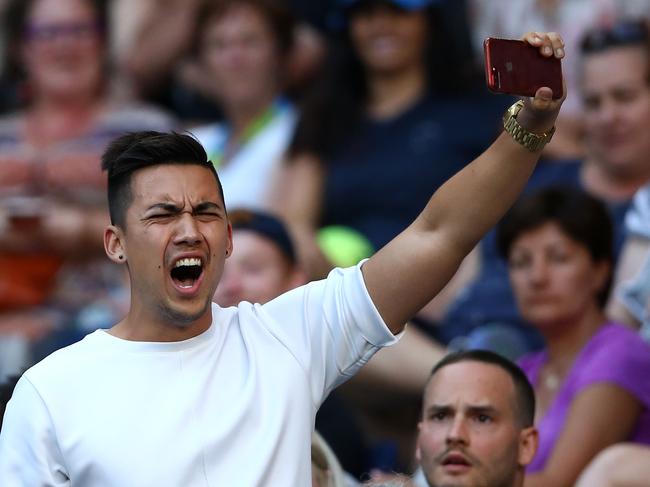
229;209;297;264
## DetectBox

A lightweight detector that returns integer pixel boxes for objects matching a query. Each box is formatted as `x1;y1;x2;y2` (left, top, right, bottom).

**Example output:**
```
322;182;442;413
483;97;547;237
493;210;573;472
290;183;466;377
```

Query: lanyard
209;99;287;168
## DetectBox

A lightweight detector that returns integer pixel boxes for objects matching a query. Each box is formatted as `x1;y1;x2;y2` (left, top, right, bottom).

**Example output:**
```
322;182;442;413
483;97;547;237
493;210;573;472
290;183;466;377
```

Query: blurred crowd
3;0;650;485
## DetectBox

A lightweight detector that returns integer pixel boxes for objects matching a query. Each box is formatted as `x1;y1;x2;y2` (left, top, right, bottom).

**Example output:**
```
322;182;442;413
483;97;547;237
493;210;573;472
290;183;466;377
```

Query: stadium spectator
0;0;174;376
499;187;650;486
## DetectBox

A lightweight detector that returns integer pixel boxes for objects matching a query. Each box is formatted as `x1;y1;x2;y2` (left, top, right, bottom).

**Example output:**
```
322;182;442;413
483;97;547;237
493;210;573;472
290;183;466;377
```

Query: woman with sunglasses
272;0;502;279
0;0;174;368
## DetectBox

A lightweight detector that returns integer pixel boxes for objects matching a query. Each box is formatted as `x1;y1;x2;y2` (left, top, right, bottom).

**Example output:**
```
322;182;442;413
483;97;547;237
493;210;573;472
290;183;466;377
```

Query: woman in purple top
496;186;650;487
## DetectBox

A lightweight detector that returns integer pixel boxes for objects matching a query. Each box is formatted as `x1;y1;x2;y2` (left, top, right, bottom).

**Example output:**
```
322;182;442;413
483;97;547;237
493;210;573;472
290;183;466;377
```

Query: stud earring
118;255;124;260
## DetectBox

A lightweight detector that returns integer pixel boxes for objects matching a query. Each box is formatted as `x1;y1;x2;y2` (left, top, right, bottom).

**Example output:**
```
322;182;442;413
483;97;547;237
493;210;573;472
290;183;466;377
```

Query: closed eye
194;211;222;221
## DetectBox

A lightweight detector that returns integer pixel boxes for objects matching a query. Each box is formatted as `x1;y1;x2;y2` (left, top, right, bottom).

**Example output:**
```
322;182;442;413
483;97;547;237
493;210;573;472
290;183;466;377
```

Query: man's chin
158;299;212;328
429;470;474;487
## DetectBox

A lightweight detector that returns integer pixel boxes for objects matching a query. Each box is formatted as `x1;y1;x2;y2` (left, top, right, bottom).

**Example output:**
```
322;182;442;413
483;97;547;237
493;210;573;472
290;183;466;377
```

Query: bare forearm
575;444;650;487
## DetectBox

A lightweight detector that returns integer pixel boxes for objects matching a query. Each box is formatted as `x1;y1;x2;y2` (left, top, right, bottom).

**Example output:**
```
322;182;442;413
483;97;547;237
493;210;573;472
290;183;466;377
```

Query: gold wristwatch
502;100;555;152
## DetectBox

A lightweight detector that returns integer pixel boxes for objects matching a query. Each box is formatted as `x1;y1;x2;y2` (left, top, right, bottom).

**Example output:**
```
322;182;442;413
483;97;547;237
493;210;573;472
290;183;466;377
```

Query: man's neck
109;305;213;342
581;157;650;202
541;305;606;366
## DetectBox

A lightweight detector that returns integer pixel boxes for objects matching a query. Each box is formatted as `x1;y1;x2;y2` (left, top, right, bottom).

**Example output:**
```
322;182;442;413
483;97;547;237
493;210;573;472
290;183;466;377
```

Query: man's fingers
522;31;565;58
531;87;554;110
547;32;565;58
522;31;543;46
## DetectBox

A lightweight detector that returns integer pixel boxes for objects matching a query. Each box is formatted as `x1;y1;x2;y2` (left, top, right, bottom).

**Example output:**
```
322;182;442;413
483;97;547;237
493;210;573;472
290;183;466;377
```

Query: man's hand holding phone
518;32;566;134
486;31;567;141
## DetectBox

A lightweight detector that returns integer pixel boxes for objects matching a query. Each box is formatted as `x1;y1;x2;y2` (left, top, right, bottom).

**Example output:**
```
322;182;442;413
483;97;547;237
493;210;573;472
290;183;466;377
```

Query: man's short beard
156;299;211;328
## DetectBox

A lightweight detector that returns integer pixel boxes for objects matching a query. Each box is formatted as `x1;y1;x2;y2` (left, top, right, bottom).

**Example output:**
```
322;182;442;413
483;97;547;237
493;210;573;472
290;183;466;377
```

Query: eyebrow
425;404;498;416
466;405;498;416
193;202;223;212
145;201;223;214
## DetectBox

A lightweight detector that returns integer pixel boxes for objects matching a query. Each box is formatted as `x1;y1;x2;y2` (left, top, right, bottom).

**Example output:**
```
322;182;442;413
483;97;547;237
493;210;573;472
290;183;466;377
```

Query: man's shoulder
24;332;103;389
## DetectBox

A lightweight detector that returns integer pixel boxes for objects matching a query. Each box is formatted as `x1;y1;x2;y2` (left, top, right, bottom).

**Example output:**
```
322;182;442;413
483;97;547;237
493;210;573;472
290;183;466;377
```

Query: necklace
541;354;575;391
542;371;561;390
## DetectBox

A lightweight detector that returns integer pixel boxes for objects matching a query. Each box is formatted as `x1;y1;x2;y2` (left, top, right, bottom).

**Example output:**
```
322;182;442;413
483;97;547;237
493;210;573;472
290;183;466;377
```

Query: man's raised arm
363;32;566;334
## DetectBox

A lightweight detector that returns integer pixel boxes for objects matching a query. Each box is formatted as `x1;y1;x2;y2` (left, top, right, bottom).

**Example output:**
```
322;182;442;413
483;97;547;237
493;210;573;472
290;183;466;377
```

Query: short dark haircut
579;19;650;85
496;186;614;307
581;19;650;55
428;350;536;428
101;131;225;229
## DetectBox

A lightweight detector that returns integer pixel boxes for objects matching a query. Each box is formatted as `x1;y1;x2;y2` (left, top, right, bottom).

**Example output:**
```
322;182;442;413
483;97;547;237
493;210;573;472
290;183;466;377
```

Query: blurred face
22;0;103;101
214;230;301;307
581;46;650;178
117;164;232;328
349;3;427;75
200;4;281;108
507;222;609;331
417;361;536;487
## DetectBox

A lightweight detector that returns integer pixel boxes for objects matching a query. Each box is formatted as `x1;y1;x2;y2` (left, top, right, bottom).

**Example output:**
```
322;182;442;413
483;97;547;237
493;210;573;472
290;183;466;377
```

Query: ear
225;221;233;258
104;225;126;264
593;259;611;296
415;421;424;463
518;426;539;467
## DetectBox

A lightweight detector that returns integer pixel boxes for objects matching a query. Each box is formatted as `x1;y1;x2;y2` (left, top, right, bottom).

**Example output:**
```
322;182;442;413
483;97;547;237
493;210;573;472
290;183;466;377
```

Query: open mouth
441;453;471;473
170;257;204;290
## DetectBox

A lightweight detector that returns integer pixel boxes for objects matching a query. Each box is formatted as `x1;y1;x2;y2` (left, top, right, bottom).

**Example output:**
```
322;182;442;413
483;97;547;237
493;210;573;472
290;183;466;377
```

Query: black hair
580;19;650;55
289;1;480;160
579;19;650;84
101;131;225;229
429;350;536;428
229;209;297;264
496;186;614;307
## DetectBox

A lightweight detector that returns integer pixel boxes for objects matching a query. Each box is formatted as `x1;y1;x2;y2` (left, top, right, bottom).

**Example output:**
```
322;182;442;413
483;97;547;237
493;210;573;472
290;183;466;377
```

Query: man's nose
173;212;202;246
446;416;469;446
596;99;619;126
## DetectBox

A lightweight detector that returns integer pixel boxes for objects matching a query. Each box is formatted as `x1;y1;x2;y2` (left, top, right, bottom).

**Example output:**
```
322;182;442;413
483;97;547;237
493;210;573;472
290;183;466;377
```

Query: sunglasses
24;20;102;43
581;20;649;54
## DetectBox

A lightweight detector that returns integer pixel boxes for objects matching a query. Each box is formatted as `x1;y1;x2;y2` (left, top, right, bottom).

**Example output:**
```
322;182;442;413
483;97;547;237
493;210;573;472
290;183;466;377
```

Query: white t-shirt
0;264;398;486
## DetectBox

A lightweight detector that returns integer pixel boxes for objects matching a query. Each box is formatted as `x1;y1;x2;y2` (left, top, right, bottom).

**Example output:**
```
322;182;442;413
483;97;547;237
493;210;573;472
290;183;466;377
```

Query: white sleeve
260;261;401;406
0;376;70;486
626;185;650;239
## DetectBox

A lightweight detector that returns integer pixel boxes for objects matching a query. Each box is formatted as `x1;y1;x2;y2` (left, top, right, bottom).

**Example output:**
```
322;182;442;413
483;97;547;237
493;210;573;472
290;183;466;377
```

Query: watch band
502;100;555;152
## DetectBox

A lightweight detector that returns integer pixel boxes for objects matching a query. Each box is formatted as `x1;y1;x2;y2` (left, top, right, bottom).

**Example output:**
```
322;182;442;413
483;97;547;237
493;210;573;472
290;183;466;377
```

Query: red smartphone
484;37;563;99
